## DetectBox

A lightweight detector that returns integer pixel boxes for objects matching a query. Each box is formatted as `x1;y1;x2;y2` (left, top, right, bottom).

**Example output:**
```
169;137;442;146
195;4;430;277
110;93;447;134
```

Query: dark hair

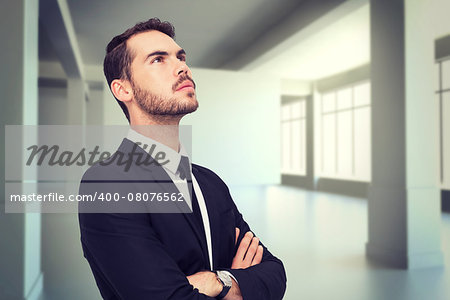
103;18;176;122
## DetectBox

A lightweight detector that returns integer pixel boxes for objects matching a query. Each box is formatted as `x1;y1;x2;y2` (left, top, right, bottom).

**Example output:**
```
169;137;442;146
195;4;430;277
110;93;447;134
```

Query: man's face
126;30;198;116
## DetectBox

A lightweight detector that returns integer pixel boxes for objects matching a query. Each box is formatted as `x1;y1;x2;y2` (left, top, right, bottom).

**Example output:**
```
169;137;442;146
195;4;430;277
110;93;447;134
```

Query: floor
41;185;450;300
230;185;450;300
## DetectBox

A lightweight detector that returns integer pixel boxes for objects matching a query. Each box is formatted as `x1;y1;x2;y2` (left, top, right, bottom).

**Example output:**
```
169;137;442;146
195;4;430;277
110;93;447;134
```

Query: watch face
217;271;233;287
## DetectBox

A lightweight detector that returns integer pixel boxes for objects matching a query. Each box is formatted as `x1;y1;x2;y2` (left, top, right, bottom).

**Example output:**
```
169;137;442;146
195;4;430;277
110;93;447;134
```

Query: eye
152;56;164;64
178;55;186;62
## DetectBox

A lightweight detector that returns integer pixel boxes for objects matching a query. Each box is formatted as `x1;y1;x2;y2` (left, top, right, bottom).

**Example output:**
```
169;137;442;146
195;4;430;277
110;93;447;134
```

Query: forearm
227;259;286;300
231;212;287;299
187;271;222;298
188;272;243;300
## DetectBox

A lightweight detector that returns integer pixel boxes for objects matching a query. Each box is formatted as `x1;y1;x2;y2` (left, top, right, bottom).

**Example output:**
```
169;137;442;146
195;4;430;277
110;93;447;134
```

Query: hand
187;271;222;297
231;228;263;269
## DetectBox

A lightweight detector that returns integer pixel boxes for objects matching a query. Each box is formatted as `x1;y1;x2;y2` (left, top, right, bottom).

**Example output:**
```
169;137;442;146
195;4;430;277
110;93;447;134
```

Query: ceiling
249;3;370;80
39;0;369;80
64;0;307;68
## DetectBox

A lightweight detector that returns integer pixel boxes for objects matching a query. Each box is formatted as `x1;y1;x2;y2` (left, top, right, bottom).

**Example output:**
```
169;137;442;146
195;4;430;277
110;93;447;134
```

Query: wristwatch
215;270;232;299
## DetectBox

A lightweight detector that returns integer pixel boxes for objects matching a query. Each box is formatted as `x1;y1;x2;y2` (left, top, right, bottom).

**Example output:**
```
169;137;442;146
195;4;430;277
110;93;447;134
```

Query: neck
130;114;183;152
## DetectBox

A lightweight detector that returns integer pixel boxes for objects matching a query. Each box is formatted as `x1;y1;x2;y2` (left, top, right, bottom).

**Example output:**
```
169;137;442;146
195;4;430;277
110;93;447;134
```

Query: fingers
251;245;263;266
243;236;259;266
235;227;240;245
231;231;264;269
234;231;253;263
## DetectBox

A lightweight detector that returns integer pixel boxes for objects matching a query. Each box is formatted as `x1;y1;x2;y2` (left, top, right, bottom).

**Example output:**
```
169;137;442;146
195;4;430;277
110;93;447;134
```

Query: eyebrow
144;49;186;62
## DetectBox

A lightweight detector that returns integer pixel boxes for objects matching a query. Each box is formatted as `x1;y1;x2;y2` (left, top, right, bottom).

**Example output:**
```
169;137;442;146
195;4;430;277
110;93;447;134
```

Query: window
437;57;450;189
281;99;307;175
318;81;371;181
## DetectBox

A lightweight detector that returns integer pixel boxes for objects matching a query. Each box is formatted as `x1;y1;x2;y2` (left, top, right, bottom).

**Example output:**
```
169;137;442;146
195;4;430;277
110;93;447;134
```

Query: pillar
0;0;43;299
366;0;443;269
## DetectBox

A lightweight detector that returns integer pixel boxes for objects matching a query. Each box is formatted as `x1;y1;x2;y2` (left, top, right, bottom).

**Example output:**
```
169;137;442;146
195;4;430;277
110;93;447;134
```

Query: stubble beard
132;80;198;118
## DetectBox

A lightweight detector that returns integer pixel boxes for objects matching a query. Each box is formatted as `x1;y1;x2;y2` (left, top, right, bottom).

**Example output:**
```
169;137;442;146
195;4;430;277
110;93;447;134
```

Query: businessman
78;18;286;300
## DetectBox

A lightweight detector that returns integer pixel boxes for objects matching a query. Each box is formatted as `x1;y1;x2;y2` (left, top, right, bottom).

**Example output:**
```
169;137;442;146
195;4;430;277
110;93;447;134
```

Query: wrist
215;270;232;299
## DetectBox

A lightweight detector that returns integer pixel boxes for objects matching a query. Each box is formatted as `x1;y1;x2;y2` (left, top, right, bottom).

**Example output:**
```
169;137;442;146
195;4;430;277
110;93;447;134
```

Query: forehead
127;30;181;58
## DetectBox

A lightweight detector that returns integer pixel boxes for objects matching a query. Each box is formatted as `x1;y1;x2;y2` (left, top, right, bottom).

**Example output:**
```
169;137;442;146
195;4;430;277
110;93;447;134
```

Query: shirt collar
126;128;190;175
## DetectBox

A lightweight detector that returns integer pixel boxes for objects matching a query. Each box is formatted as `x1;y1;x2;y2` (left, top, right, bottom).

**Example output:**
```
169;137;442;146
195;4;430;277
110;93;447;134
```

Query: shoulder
192;163;230;193
192;163;223;182
192;164;239;215
80;156;124;182
80;138;144;182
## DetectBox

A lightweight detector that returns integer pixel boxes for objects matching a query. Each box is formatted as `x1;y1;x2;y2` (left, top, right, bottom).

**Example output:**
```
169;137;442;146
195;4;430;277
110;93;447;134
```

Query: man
78;18;286;300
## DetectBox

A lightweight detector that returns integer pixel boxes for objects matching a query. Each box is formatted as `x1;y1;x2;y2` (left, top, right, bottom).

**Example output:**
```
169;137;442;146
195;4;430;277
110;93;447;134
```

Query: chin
184;101;199;114
182;94;198;106
171;97;197;115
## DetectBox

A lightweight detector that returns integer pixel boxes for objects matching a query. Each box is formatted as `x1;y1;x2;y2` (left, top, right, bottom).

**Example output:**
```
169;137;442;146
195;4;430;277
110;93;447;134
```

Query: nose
175;60;190;77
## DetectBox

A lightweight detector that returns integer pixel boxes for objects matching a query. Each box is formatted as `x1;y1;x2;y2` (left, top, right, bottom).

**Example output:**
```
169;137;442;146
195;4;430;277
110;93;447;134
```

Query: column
0;0;43;299
366;0;443;269
67;78;87;125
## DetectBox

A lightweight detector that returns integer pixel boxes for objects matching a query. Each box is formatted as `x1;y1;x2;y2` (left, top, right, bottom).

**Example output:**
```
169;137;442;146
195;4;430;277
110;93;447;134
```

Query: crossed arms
187;229;264;299
79;208;286;300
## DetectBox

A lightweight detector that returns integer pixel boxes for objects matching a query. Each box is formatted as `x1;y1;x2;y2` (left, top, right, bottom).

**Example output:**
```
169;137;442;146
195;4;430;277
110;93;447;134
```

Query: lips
176;81;195;91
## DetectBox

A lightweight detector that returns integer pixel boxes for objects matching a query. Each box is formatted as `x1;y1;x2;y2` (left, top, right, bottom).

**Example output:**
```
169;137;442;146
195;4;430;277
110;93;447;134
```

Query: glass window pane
322;93;336;113
443;60;450;90
337;87;352;110
322;114;336;176
354;107;371;181
291;120;301;172
282;122;291;171
292;102;301;119
443;92;450;187
281;105;290;121
337;111;353;177
300;119;307;175
354;82;371;107
436;63;441;92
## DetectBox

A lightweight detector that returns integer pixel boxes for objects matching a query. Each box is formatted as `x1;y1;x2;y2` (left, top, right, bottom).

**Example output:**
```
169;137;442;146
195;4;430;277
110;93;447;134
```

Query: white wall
281;78;311;96
181;68;280;186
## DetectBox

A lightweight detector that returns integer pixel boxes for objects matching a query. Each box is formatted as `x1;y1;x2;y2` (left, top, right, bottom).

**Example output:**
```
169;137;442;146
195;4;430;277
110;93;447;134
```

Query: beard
132;77;198;117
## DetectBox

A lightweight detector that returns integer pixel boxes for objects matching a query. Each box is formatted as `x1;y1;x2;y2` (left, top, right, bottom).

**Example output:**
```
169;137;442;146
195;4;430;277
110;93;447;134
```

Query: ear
111;79;133;103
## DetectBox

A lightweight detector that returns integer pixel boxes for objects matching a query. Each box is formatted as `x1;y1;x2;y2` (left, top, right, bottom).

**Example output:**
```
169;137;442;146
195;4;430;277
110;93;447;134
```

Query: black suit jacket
78;139;286;299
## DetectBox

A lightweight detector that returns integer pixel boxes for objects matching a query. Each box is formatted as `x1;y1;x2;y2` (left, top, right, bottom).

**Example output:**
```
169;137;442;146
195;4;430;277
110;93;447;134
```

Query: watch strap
215;271;232;299
216;283;231;299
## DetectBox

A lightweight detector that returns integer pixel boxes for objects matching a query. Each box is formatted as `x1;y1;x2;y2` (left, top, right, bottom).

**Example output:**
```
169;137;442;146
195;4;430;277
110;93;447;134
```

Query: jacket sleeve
78;177;215;300
224;193;287;300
